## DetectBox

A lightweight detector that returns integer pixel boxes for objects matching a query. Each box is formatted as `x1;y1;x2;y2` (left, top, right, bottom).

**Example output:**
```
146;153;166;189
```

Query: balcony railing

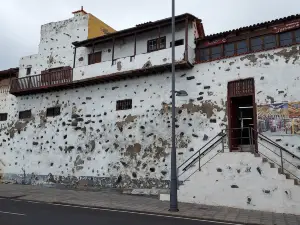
10;68;73;94
0;85;10;94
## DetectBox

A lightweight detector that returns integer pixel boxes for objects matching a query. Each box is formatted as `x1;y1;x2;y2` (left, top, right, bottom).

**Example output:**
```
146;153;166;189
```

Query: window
19;110;31;119
211;45;222;59
88;51;102;65
237;40;248;54
280;31;293;47
147;36;166;52
264;35;276;49
0;113;7;121
46;107;61;117
26;67;31;75
199;48;210;61
296;29;300;43
170;39;184;47
116;99;132;111
251;37;263;51
224;43;235;57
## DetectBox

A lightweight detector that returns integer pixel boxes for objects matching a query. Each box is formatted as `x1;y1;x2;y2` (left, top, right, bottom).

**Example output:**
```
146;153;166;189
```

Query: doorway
227;78;257;152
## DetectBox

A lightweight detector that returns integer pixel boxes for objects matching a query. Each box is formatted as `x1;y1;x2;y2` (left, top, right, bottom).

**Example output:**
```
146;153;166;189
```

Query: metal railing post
221;130;225;153
198;151;201;171
280;147;284;174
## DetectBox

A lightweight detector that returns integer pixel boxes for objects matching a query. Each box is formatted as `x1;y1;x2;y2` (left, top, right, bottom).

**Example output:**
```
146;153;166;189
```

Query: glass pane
264;35;276;49
251;37;263;51
237;40;248;54
280;32;293;46
159;37;166;49
295;29;300;43
200;48;210;61
211;46;222;59
224;43;235;57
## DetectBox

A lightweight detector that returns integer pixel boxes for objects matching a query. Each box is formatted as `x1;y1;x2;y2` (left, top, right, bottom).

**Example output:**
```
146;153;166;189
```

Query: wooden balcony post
112;38;115;65
185;16;189;61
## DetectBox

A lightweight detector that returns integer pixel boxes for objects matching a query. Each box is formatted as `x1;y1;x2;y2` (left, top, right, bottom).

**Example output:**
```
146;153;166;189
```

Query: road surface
0;198;241;225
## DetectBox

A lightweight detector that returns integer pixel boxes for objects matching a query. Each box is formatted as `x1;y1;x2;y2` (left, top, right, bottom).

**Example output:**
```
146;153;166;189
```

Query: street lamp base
168;208;179;212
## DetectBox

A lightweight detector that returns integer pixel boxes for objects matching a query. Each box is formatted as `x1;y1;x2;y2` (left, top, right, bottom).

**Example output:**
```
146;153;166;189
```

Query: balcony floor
10;60;193;96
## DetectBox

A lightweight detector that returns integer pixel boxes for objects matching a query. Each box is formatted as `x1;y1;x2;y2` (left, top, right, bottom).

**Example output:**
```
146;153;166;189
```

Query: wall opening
19;110;31;119
227;78;257;152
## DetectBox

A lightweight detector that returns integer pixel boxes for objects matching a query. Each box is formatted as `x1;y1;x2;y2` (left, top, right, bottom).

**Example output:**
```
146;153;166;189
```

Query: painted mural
257;102;300;135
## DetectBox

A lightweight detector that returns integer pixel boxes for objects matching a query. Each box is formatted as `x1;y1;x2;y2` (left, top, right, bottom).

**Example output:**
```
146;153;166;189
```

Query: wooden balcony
10;67;73;96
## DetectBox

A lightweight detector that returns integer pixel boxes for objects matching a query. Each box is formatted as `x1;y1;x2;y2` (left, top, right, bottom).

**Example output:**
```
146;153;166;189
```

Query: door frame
227;78;258;152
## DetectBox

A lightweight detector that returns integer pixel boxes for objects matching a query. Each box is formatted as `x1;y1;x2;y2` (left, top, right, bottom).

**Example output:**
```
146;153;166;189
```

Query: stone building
1;9;300;214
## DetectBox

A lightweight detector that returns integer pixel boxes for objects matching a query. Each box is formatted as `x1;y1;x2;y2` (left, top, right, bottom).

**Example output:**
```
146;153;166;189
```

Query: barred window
116;99;132;111
46;107;61;117
19;110;31;119
0;113;7;121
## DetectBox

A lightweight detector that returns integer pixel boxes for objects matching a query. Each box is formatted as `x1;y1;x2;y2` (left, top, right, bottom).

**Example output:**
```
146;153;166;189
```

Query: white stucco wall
18;14;89;78
161;152;300;215
1;33;300;216
74;21;193;80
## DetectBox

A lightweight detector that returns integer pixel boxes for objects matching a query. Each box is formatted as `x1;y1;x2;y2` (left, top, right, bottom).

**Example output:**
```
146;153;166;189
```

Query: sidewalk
0;184;299;225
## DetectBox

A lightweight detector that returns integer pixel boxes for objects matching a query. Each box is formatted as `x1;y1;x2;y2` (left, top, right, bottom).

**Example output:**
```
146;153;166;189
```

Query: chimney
72;6;87;17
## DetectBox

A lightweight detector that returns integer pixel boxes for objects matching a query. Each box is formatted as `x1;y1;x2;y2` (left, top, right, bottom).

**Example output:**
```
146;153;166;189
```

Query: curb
0;195;258;225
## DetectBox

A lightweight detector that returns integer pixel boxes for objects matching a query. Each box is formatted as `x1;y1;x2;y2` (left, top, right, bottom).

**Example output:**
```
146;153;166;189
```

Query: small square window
251;37;263;51
116;99;132;111
199;48;210;61
19;110;31;119
147;37;166;52
280;31;293;47
0;113;7;121
170;39;184;47
296;29;300;43
88;51;102;65
211;45;222;59
264;35;276;49
237;40;248;54
26;67;31;75
46;107;61;117
224;43;235;57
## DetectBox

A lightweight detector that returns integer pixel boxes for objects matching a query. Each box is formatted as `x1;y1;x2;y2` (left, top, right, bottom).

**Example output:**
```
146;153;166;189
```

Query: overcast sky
0;0;299;70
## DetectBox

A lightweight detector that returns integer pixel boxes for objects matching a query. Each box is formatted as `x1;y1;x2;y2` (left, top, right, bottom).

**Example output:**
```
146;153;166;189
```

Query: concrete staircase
160;152;300;215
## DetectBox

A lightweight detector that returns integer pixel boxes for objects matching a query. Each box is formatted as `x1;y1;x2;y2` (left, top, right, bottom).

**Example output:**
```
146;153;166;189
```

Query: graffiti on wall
257;102;300;135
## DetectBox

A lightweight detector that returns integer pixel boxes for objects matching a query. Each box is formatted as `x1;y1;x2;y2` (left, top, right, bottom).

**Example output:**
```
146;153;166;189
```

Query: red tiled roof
203;14;300;39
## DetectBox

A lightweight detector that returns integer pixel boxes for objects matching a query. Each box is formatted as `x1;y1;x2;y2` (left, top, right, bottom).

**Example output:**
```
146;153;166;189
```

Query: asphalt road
0;198;239;225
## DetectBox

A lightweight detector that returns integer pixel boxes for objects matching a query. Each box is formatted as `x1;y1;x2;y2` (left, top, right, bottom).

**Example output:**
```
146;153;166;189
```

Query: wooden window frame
88;51;102;65
196;26;300;63
19;110;31;119
46;106;61;117
147;36;166;53
170;39;184;47
116;99;132;111
26;67;32;76
0;113;7;121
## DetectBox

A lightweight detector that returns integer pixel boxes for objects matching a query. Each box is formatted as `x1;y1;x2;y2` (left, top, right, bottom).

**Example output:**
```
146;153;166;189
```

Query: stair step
262;158;268;163
270;163;276;168
278;168;284;174
285;173;291;179
254;153;260;157
294;179;300;185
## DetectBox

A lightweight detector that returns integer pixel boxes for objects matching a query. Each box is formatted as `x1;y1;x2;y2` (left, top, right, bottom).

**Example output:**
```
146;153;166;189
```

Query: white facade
74;21;195;81
2;12;300;214
18;13;89;78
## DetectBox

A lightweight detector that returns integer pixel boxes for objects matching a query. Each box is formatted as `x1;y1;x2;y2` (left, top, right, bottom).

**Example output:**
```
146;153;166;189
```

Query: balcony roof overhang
73;13;200;47
0;67;19;79
10;60;193;96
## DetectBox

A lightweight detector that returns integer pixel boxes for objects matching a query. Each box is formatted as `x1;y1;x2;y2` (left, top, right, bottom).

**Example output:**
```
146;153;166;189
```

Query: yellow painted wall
88;14;116;39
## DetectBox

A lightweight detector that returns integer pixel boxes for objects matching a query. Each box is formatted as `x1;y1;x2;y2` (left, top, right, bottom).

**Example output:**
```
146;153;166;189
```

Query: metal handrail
251;127;300;180
178;132;225;170
177;132;226;179
256;130;300;160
